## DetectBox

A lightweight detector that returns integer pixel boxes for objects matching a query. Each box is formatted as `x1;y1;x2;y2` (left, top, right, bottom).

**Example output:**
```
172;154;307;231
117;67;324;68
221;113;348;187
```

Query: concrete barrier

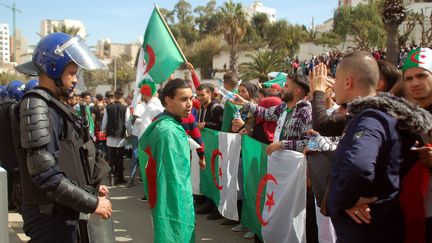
0;166;9;243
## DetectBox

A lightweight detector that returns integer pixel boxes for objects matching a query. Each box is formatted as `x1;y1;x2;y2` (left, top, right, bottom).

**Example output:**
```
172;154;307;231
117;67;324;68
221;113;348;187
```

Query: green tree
187;35;222;78
108;54;135;89
243;13;271;49
51;24;81;36
266;20;307;57
164;1;198;46
334;3;386;51
399;12;416;48
381;0;406;65
314;32;342;49
217;0;249;72
413;8;432;47
194;0;218;36
159;8;175;26
239;50;287;83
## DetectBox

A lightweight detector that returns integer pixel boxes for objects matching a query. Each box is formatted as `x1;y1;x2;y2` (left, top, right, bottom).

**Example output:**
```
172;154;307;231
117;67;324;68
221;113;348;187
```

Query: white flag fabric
261;150;306;243
189;137;201;195
132;47;145;108
217;132;242;221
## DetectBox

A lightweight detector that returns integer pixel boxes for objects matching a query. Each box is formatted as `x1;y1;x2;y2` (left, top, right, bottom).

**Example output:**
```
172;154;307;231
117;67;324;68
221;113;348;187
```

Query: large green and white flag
138;115;195;243
190;138;202;195
242;135;307;243
132;6;185;107
262;72;287;88
200;128;242;220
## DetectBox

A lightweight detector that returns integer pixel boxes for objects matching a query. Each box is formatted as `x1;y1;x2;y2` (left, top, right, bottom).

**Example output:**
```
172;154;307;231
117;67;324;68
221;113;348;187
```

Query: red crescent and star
210;149;224;191
410;50;427;65
144;44;156;74
256;173;278;226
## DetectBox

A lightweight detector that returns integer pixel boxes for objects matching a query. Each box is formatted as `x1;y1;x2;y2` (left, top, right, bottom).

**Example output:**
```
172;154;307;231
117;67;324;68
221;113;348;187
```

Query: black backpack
0;97;20;170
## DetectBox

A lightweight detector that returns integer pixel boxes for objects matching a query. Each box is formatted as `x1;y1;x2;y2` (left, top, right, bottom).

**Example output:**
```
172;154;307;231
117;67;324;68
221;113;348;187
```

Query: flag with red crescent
200;128;242;221
241;135;307;243
132;7;185;107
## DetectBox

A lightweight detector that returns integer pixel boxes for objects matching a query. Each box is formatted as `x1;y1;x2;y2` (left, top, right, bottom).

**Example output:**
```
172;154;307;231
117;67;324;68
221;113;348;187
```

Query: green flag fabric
200;128;221;204
75;105;94;137
241;135;268;240
262;74;287;88
142;7;185;84
199;128;242;220
221;102;239;132
138;114;195;243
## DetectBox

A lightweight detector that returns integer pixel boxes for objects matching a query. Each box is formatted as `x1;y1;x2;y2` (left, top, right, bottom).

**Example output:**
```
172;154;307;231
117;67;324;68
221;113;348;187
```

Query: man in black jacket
196;83;224;131
102;89;127;185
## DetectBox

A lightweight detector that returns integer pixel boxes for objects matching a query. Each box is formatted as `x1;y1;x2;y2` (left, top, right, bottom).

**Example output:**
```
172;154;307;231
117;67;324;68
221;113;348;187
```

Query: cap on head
402;47;432;73
270;83;282;92
138;78;157;96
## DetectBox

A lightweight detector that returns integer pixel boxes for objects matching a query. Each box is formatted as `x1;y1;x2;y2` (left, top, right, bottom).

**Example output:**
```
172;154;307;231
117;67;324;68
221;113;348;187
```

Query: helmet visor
60;36;105;70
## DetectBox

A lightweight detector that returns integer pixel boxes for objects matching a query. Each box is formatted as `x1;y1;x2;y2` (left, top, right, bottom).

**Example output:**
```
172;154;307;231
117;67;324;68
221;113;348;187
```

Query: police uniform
14;32;109;243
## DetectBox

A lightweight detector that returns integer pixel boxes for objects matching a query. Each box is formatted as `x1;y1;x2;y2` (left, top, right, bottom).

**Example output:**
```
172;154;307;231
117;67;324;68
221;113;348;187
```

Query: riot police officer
15;32;112;243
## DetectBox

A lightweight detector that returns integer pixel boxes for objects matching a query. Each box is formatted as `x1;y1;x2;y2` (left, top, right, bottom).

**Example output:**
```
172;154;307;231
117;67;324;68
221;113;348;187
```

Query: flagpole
154;4;188;63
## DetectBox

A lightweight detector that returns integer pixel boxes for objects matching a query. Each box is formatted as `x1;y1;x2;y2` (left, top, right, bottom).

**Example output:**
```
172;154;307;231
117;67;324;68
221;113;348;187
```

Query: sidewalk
8;157;253;242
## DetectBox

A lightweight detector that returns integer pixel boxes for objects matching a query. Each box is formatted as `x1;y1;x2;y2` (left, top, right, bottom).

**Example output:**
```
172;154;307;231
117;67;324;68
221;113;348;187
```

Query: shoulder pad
20;97;51;148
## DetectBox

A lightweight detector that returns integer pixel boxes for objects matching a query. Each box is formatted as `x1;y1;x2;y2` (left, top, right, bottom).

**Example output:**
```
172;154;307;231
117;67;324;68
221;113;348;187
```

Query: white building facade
0;24;10;63
244;1;276;23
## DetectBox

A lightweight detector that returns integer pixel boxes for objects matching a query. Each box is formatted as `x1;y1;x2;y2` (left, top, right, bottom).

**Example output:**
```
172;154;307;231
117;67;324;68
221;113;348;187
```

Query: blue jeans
129;135;139;181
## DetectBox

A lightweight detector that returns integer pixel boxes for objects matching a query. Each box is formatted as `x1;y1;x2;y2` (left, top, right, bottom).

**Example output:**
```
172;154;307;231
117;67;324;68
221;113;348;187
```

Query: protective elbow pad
47;178;99;214
27;149;56;176
20;97;50;149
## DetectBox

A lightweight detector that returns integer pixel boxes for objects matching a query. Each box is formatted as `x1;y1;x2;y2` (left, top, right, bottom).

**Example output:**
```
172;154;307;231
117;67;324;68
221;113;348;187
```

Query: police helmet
7;80;25;100
15;32;104;83
24;79;39;92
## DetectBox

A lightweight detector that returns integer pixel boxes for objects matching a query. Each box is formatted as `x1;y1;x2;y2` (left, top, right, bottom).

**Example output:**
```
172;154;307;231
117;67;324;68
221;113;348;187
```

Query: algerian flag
200;128;242;220
402;47;432;73
189;137;202;195
138;115;195;243
241;135;307;243
263;73;287;88
132;6;186;107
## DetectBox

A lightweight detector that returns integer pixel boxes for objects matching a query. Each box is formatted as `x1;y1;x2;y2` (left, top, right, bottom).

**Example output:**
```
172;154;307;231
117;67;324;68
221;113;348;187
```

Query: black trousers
22;203;79;243
427;217;432;243
107;146;124;181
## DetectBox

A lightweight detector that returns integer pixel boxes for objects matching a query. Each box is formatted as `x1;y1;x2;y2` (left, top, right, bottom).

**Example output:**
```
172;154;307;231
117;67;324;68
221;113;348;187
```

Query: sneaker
206;210;223;220
220;219;239;226
243;231;255;239
231;224;248;232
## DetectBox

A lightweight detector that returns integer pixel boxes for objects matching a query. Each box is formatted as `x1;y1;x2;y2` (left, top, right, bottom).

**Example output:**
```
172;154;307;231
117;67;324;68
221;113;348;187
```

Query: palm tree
381;0;406;65
217;0;249;73
239;50;287;83
51;24;81;36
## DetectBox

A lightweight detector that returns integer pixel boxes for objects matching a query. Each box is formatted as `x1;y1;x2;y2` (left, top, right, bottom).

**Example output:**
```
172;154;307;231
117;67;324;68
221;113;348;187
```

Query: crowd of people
1;31;431;243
